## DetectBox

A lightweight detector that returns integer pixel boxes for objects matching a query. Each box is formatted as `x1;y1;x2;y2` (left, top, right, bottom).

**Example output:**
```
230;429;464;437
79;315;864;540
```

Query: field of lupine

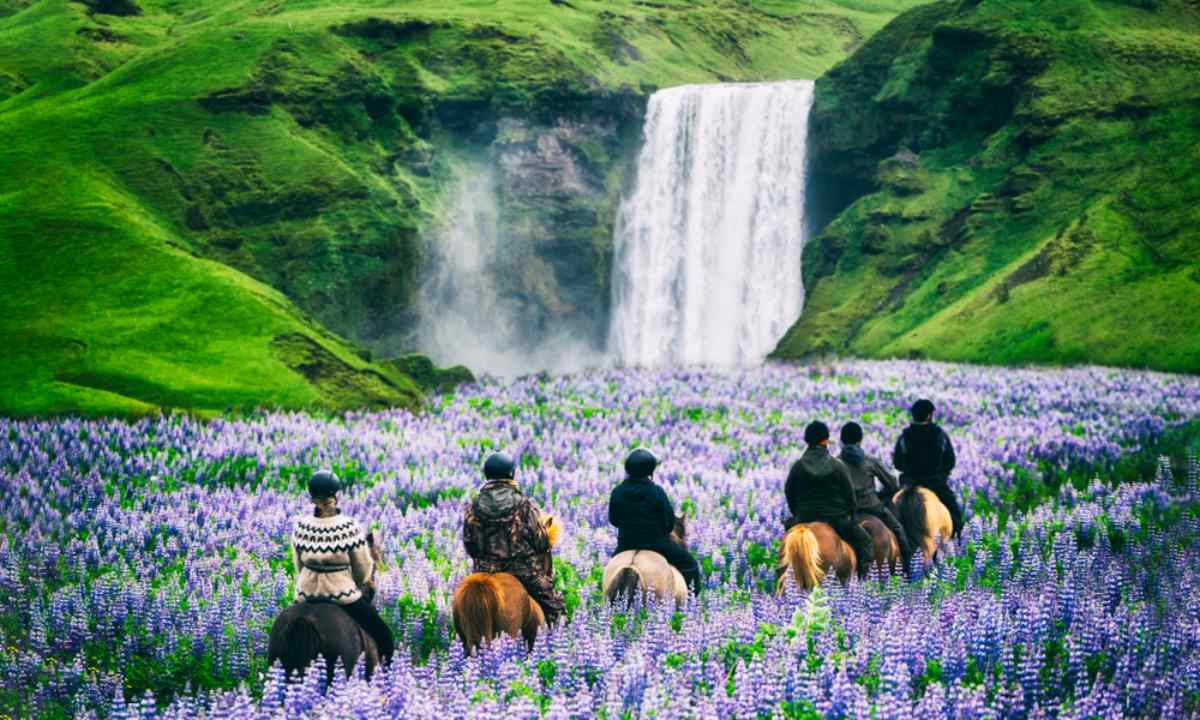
3;361;1200;719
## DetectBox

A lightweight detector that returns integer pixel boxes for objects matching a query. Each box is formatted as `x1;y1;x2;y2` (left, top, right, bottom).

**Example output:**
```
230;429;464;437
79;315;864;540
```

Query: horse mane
780;525;824;592
453;574;503;655
897;488;929;554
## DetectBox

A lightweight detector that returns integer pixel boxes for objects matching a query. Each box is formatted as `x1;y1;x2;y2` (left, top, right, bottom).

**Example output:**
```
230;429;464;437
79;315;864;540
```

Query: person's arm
654;486;675;534
291;529;303;577
871;458;899;496
463;503;482;559
893;434;908;474
348;522;374;587
942;431;957;475
524;501;551;554
838;463;858;515
608;488;621;529
784;462;801;517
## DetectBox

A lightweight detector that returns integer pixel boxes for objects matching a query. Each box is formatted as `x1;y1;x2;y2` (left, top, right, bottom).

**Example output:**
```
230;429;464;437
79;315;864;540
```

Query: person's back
893;399;963;537
291;470;395;664
783;422;873;579
608;449;702;594
462;452;565;624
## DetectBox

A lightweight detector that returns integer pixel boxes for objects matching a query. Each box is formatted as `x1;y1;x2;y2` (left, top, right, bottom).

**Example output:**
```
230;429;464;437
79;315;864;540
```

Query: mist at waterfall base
414;164;601;378
609;81;814;368
416;81;813;377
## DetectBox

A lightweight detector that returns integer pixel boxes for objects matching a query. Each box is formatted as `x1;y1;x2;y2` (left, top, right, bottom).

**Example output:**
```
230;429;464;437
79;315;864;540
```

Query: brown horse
268;531;386;680
776;515;901;592
602;516;690;608
894;486;953;562
451;515;561;655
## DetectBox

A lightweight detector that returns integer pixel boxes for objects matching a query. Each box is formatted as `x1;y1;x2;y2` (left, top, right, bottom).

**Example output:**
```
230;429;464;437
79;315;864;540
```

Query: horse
267;531;386;680
451;515;561;655
894;485;953;562
775;515;901;593
602;515;690;608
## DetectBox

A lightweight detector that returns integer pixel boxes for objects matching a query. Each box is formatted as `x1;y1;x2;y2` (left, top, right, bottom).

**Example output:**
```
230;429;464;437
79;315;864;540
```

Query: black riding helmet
483;452;516;480
308;469;341;499
624;448;658;479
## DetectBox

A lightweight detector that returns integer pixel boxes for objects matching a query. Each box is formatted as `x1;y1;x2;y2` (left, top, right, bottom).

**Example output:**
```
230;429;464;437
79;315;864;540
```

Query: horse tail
783;525;825;591
453;575;499;655
898;488;929;559
606;565;642;606
280;614;323;676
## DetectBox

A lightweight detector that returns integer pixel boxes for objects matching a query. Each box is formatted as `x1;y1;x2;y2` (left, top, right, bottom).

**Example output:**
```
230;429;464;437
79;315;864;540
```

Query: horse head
672;514;687;545
543;514;562;547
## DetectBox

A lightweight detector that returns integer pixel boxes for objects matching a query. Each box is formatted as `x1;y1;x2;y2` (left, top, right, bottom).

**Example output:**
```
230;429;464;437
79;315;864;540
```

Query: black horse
267;601;379;680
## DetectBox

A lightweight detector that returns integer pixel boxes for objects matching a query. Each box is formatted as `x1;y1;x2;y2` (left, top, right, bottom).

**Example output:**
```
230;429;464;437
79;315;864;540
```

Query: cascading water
608;81;814;367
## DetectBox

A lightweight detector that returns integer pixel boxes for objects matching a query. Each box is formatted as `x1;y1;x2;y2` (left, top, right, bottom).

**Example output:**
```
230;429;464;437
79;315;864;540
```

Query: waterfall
608;81;814;367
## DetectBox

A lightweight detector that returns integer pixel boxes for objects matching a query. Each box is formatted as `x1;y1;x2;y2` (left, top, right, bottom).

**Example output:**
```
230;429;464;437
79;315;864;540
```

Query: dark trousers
793;512;875;579
616;538;703;595
341;594;395;664
860;504;914;564
909;478;964;538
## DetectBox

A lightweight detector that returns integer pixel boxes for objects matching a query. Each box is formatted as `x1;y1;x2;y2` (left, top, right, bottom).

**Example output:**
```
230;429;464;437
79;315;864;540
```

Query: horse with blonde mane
894;486;954;562
452;515;561;654
602;515;690;608
776;515;901;592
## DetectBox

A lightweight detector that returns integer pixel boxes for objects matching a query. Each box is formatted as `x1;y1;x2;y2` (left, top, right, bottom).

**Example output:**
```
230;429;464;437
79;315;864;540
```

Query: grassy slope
774;0;1200;373
0;0;921;416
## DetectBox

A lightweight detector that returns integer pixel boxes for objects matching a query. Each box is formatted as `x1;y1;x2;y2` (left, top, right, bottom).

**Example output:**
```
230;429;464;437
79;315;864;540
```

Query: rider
839;422;914;567
784;421;874;579
291;469;395;664
893;399;963;538
462;452;566;625
607;448;702;594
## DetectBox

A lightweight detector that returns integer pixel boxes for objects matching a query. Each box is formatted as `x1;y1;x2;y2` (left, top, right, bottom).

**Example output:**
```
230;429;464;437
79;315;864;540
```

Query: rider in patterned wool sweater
291;470;395;664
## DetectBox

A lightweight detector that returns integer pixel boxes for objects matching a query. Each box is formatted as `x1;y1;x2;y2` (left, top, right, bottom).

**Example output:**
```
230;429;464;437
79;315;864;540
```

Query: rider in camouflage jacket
462;453;565;625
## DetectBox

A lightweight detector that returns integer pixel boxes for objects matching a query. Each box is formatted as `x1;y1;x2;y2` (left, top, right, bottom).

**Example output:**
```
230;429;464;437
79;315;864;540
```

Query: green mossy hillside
0;0;921;416
774;0;1200;373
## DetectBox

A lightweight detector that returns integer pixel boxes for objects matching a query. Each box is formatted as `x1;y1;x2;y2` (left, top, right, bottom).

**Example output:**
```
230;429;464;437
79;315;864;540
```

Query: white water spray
414;163;597;377
608;81;814;367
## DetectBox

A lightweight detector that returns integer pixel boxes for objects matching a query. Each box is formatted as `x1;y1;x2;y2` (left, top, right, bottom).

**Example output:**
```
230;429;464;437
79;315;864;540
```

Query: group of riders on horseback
269;398;962;675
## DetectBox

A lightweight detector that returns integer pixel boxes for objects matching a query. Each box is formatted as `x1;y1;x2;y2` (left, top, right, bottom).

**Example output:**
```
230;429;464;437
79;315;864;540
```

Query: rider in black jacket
608;449;702;594
893;399;963;538
784;421;874;579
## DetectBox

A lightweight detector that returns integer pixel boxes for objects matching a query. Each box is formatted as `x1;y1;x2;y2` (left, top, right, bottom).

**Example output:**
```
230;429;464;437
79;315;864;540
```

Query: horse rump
452;573;500;655
896;489;929;550
605;565;643;607
268;608;324;678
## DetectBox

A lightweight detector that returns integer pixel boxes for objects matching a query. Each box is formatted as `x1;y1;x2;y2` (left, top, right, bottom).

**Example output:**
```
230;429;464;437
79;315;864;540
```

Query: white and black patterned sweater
291;512;374;605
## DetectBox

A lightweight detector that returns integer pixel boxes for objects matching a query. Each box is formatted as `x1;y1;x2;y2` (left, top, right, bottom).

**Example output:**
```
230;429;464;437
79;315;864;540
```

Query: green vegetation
773;0;1200;373
0;0;922;416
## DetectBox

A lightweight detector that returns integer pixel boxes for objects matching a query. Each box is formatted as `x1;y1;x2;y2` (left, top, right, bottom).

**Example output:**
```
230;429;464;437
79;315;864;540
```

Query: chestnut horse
451;515;561;655
602;516;690;608
894;486;953;562
776;515;901;593
268;531;385;680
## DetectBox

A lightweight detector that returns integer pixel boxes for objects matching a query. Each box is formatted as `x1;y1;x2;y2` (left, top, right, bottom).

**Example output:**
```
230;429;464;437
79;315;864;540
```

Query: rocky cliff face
775;0;1200;372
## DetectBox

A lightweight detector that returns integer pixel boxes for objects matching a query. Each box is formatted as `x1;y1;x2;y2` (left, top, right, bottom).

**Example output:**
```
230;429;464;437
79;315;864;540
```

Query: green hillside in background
774;0;1200;373
0;0;920;416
